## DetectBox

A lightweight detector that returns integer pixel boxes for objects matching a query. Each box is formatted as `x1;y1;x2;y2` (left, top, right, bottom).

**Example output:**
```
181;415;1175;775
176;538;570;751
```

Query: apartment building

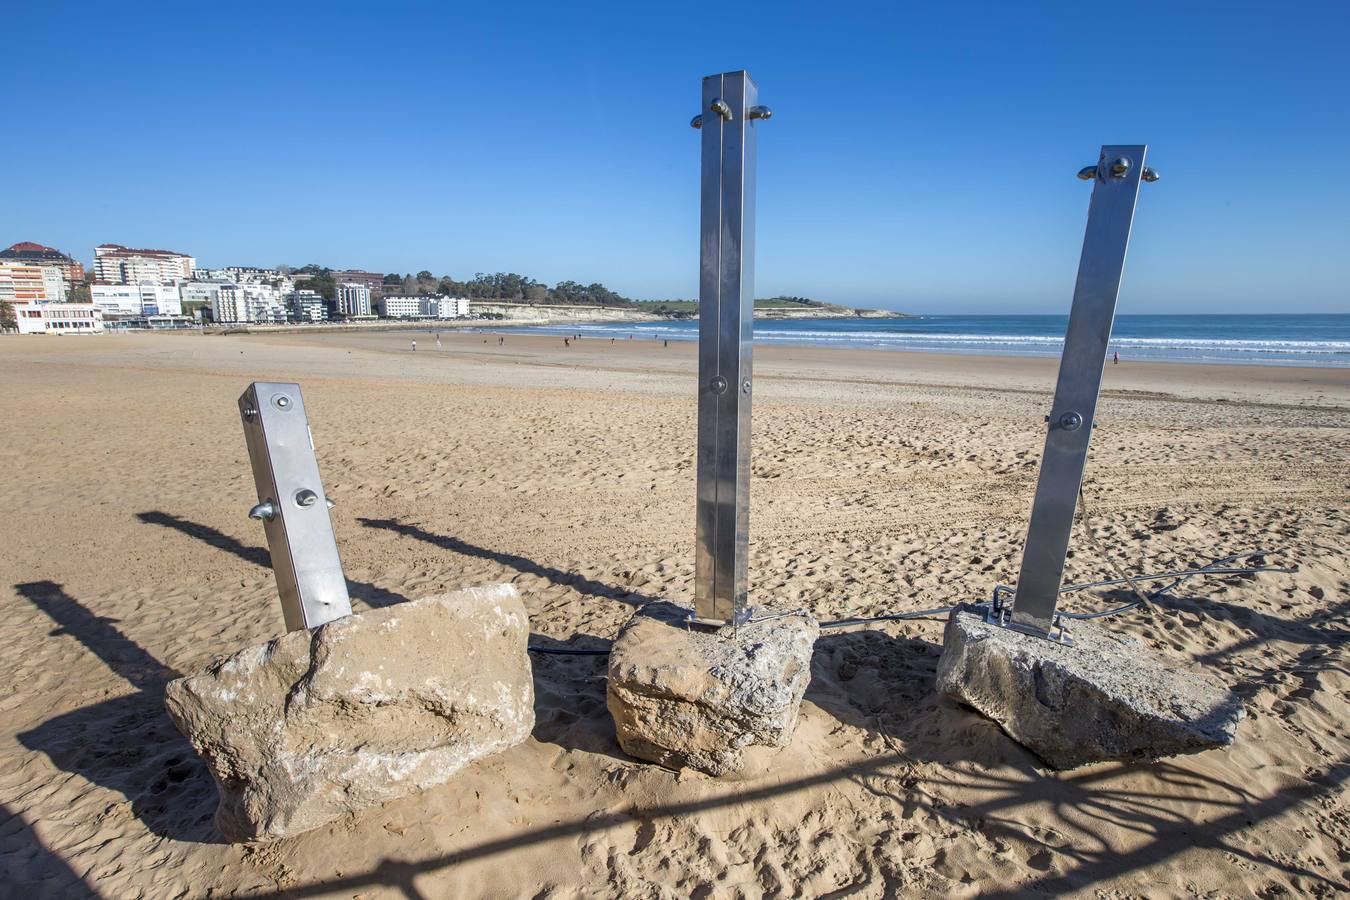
0;262;56;304
333;270;385;295
94;244;195;284
0;242;84;293
91;283;183;317
377;295;422;318
287;290;328;323
421;295;471;318
336;282;372;318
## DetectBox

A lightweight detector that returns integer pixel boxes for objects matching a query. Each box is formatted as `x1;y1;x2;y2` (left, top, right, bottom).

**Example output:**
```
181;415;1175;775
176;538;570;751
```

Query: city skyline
4;2;1347;314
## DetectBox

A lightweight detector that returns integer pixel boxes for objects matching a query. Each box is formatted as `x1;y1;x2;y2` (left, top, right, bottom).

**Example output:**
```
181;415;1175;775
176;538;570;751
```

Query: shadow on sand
13;580;221;844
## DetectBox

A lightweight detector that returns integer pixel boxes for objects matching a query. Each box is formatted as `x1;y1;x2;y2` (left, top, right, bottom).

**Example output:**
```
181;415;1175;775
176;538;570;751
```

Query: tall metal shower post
1000;145;1159;641
690;70;771;626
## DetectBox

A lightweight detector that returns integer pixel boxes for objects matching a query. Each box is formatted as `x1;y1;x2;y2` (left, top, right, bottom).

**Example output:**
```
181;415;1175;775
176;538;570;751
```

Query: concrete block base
937;606;1243;770
165;584;534;842
606;602;818;776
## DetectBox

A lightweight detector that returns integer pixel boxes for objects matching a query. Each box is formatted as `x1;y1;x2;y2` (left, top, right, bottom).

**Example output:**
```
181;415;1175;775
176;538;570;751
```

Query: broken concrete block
606;602;817;776
165;584;533;842
936;606;1243;770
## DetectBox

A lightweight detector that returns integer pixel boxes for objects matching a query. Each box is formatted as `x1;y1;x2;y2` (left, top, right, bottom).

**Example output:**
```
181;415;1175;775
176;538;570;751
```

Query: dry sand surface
1;329;1348;898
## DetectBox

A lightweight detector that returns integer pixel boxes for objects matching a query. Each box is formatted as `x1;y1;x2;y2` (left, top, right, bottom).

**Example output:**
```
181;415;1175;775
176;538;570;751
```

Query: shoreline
248;328;1350;401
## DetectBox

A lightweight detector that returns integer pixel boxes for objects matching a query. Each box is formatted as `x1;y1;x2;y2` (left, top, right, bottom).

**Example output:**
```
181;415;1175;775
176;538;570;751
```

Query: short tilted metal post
1003;146;1159;641
238;381;352;631
690;70;771;626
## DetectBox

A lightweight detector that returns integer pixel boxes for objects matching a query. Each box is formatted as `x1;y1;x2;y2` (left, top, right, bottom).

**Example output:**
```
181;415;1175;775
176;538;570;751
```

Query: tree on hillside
296;267;336;300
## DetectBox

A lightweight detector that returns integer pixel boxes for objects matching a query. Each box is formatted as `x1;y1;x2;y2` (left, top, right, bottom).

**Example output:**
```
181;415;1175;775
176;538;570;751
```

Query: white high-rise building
209;283;286;324
336;282;372;318
40;267;65;302
212;284;246;323
94;244;195;284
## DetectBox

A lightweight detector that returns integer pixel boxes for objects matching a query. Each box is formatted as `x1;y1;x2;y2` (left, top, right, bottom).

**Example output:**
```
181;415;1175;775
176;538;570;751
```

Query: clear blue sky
5;1;1347;313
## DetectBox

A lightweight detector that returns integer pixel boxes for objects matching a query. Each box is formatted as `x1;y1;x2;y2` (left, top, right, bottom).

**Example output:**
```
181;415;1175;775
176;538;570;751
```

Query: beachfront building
196;267;297;295
91;282;183;317
212;284;246;323
94;244;195;284
421;295;471;318
0;242;85;291
0;262;59;304
181;281;224;311
377;295;422;318
287;290;328;323
11;302;105;335
333;270;385;296
336;282;371;318
209;283;287;324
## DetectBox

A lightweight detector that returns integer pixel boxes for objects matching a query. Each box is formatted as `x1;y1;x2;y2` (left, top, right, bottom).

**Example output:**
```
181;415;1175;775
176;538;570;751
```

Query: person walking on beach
436;333;442;349
1113;350;1120;365
564;337;570;347
663;339;668;348
498;336;504;346
411;340;416;352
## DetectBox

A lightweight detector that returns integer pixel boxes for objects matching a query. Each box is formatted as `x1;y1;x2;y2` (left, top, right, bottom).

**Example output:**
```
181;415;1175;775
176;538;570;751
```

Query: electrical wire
527;645;611;656
525;550;1298;648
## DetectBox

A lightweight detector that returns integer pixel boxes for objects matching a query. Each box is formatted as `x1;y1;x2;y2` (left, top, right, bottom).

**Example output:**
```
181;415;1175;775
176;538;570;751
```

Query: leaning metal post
1000;145;1158;642
690;70;770;626
238;381;352;631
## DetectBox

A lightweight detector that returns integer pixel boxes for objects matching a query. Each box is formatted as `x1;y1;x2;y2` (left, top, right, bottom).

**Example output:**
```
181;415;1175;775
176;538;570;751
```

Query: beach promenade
1;331;1347;897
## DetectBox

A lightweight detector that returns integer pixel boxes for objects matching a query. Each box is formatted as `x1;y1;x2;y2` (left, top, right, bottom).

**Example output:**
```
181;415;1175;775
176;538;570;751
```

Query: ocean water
494;314;1350;367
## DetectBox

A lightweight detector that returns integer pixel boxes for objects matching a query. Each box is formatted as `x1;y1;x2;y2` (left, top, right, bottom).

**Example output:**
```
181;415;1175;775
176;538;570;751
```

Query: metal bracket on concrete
238;381;352;631
690;70;769;628
1000;145;1157;642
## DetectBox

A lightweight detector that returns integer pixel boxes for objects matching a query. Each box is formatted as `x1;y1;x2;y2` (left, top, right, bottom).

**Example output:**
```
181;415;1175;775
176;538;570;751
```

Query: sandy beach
1;329;1347;898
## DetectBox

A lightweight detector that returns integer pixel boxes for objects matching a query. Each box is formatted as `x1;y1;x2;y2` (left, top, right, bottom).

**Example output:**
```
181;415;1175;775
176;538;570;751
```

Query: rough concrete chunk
165;584;533;842
937;607;1243;769
607;602;818;776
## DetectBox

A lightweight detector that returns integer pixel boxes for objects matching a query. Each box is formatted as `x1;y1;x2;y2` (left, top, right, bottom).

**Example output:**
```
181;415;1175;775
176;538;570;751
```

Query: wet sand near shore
1;330;1347;897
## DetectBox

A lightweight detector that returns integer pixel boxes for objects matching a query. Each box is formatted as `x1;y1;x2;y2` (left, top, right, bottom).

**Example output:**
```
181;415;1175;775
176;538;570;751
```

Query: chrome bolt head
710;376;728;394
1142;167;1160;183
690;114;703;129
294;489;319;508
1077;166;1099;181
271;394;292;410
1059;411;1084;431
1110;157;1131;177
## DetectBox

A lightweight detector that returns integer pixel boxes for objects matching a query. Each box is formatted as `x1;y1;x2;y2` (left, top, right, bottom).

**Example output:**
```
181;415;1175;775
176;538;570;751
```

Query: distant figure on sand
663;339;668;348
564;338;570;347
436;333;442;349
1113;351;1120;365
498;336;504;346
411;340;416;352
